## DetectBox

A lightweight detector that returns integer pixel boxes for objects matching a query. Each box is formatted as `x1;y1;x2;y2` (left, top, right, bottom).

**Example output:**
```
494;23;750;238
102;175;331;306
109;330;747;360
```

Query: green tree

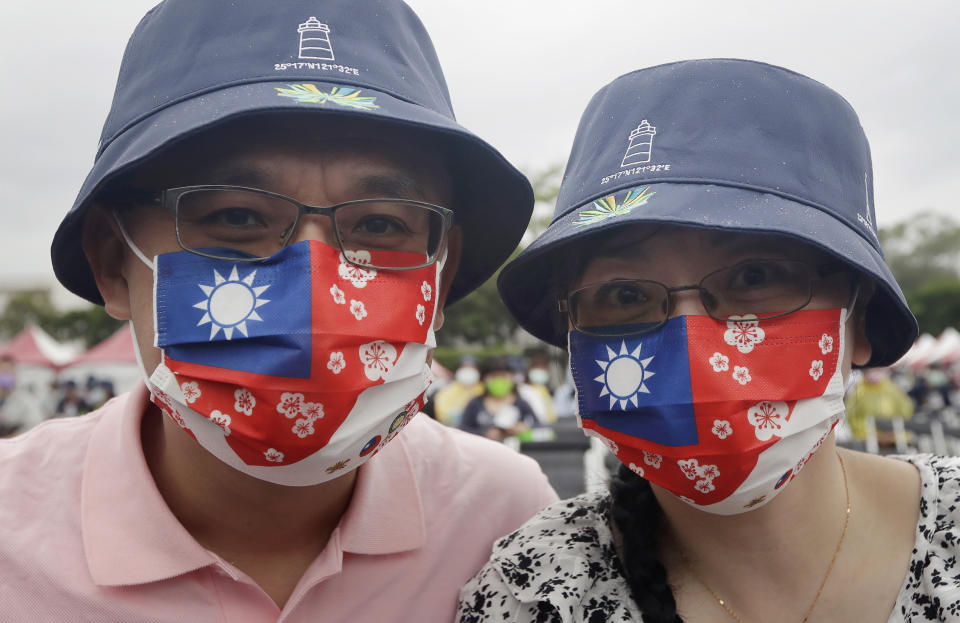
0;289;123;348
878;211;960;335
438;164;563;351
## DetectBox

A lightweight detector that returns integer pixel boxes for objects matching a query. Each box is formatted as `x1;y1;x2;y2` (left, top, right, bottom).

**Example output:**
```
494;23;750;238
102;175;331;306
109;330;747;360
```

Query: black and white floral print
457;455;960;622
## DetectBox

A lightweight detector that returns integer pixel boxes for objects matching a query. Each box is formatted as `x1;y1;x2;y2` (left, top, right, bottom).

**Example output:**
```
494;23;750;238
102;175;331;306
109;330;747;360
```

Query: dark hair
479;356;513;377
609;463;683;622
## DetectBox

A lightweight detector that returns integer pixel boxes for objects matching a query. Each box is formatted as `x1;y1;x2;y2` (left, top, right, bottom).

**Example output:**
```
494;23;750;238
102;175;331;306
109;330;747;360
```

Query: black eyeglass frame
118;185;455;271
558;258;854;337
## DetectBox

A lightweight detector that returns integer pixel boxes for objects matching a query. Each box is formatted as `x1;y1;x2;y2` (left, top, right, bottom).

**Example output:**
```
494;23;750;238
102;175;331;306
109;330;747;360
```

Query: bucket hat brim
52;78;533;307
498;181;917;367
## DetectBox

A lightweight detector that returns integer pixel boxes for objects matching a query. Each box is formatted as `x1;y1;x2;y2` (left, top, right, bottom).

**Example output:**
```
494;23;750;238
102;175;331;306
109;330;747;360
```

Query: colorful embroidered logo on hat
572;186;655;227
275;84;380;110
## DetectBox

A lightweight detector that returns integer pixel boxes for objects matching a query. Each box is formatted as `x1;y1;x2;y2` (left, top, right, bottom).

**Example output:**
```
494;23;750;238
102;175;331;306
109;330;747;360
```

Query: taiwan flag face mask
124;234;441;486
569;308;848;514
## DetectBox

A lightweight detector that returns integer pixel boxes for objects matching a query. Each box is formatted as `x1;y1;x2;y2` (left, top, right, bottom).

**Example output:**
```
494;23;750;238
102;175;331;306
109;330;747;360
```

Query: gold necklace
679;452;851;623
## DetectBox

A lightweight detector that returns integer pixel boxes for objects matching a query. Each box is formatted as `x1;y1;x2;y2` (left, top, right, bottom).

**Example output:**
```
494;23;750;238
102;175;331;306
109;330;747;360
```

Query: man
0;1;557;621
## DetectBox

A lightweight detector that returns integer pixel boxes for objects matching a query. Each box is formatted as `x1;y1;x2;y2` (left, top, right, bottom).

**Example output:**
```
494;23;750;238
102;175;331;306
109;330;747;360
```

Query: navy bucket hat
51;0;533;307
498;59;917;367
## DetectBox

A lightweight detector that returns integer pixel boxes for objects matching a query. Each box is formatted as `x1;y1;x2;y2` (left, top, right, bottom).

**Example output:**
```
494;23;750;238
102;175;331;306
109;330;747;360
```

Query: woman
458;59;957;622
460;357;539;441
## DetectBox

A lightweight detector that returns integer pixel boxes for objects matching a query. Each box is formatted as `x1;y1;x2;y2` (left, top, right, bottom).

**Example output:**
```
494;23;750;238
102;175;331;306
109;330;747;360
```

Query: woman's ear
850;279;875;367
82;205;133;320
432;226;463;331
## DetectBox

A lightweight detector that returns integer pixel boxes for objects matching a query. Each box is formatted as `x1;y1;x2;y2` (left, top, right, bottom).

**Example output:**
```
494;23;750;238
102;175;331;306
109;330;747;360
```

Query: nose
667;287;711;319
289;214;340;248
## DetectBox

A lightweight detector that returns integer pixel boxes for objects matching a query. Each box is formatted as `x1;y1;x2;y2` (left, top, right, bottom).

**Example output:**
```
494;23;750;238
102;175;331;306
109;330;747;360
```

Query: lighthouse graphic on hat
621;120;657;167
298;17;335;61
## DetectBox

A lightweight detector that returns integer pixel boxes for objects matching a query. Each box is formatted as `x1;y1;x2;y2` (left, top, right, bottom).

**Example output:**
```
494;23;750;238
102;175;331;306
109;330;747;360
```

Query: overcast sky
1;0;956;307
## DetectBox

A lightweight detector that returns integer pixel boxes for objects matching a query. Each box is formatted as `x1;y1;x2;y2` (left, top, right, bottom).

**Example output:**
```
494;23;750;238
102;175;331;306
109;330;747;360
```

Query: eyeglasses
124;185;454;270
559;259;847;336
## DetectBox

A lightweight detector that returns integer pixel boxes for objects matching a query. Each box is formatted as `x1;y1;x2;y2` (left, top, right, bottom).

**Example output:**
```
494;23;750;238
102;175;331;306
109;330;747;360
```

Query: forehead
583;223;826;265
573;223;832;285
124;115;451;200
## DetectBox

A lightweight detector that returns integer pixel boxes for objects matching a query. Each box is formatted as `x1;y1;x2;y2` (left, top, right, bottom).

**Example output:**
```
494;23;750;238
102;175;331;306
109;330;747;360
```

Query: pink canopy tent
0;325;76;368
67;325;137;366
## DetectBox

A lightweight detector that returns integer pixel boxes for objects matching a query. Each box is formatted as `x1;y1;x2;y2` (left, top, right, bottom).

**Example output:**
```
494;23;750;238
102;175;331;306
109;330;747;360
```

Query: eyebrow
203;166;427;202
354;173;428;200
205;164;272;188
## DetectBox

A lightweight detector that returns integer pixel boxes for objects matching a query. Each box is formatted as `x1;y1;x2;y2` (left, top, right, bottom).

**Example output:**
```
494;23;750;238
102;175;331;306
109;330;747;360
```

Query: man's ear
432;226;463;331
851;280;875;367
82;205;133;320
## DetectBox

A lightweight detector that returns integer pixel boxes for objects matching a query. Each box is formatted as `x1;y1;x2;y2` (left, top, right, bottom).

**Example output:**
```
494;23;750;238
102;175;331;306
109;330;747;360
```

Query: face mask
528;368;550;386
569;308;847;514
486;377;515;398
123;229;441;486
455;367;481;386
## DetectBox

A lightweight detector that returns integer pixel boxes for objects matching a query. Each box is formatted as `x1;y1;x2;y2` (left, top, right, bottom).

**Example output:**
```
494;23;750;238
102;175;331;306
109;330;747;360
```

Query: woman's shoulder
889;454;960;620
458;491;638;622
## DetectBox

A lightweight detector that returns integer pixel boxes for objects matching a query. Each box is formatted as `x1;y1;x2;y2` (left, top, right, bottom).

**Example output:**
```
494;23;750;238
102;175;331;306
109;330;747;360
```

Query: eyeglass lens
571;259;815;333
174;188;445;268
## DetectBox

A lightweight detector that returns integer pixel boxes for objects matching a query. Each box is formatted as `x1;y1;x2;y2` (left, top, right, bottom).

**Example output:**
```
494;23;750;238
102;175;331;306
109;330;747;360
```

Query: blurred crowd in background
2;324;959;477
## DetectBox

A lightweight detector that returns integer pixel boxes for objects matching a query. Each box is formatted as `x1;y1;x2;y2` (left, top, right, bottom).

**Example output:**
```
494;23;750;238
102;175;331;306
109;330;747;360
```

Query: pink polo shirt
0;383;558;622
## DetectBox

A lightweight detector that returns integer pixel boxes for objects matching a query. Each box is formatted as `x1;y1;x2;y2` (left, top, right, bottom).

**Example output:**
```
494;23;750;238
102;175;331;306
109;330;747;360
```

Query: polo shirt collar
82;383;427;586
82;383;215;586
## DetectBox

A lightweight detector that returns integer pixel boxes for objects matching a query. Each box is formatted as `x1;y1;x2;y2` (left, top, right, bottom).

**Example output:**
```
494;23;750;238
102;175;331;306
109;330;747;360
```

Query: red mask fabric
569;308;848;514
140;239;439;485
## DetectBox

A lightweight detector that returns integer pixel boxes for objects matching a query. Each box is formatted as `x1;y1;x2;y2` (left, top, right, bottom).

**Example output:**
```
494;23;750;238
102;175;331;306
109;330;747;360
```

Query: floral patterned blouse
457;454;960;622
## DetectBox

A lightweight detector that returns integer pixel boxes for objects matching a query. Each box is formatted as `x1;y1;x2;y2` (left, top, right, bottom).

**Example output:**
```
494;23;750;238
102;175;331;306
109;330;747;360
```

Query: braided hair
609;463;683;622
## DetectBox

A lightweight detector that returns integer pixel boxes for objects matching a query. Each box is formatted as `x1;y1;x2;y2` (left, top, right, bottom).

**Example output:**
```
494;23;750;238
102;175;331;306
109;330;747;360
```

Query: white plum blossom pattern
416;304;426;326
628;463;644;477
327;351;346;374
732;365;752;385
819;333;834;355
350;299;368;320
723;315;766;354
712;419;733;439
695;479;716;494
338;251;377;288
277;392;304;419
329;283;345;305
678;459;701;481
233;387;257;415
747;401;788;441
209;410;232;436
709;352;730;372
677;458;721;493
264;448;284;463
421;281;432;301
292;417;315;438
602;438;619;456
301;401;324;422
809;360;824;381
233;388;255;416
700;464;720;480
643;451;662;468
181;381;201;404
359;340;398;381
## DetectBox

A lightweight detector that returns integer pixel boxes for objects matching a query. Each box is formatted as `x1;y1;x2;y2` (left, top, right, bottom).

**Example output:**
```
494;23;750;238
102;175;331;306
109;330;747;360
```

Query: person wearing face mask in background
516;350;557;424
434;356;484;427
0;1;559;621
459;59;958;622
460;358;540;441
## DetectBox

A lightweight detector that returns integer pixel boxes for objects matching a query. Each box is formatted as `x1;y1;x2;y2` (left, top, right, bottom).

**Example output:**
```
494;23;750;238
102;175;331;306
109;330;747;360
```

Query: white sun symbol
594;341;655;410
194;266;270;340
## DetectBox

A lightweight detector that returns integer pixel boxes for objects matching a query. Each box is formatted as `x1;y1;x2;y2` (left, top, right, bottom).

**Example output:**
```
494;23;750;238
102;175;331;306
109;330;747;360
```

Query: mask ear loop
111;209;156;270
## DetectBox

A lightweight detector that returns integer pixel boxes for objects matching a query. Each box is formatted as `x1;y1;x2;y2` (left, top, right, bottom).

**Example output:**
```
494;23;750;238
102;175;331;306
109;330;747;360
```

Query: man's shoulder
399;414;558;504
0;396;126;501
